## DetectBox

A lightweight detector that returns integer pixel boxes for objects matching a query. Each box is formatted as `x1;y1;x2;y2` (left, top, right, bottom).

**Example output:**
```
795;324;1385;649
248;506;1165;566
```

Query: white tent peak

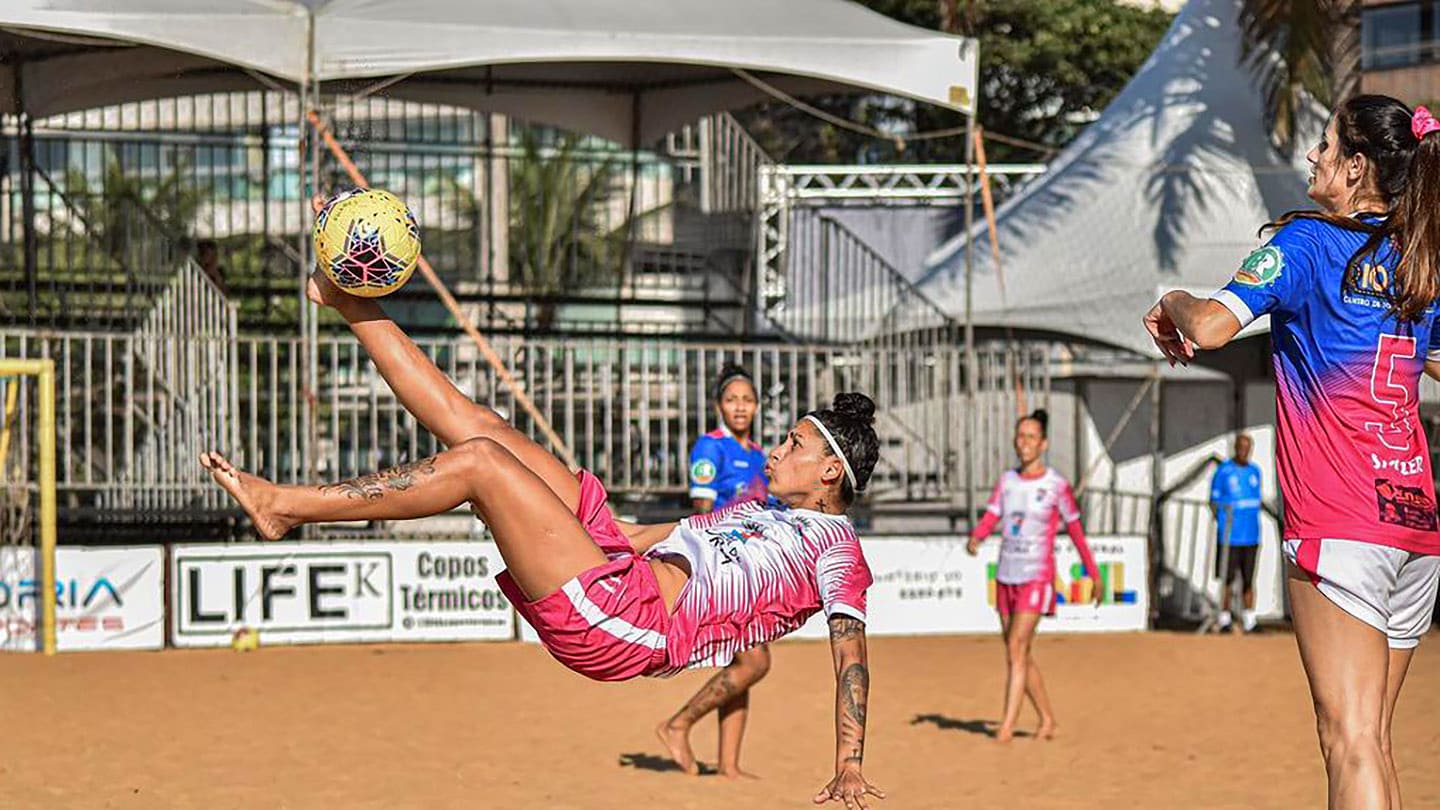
915;0;1321;357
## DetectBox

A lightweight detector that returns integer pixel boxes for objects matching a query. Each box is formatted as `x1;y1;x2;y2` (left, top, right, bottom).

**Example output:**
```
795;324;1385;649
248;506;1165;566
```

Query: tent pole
306;12;322;485
963;114;977;528
297;9;319;489
1148;361;1163;628
11;60;37;326
621;90;642;328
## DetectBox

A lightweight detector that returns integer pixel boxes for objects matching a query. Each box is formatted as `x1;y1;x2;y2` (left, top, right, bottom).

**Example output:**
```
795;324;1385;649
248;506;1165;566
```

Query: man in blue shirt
1210;433;1263;633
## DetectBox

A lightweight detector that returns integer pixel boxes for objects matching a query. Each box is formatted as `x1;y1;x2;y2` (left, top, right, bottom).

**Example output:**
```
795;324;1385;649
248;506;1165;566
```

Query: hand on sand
813;765;884;810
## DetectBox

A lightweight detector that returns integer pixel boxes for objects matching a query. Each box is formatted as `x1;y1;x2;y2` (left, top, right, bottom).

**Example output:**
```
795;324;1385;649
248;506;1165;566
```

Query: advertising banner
790;534;1149;639
171;541;513;648
519;535;1149;644
0;546;165;652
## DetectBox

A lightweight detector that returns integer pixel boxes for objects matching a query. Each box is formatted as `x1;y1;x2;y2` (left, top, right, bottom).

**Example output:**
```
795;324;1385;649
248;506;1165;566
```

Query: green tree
505;130;671;329
735;0;1174;163
508;130;627;296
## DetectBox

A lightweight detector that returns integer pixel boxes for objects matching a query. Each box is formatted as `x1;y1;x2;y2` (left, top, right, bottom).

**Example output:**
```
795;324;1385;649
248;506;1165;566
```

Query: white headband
805;414;859;492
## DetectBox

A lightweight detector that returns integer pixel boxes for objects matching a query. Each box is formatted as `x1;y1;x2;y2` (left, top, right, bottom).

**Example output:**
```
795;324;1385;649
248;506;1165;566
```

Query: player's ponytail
1390;108;1440;321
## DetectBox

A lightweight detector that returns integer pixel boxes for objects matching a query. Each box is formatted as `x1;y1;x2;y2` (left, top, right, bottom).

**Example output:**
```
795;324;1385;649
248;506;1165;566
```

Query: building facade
1362;0;1440;102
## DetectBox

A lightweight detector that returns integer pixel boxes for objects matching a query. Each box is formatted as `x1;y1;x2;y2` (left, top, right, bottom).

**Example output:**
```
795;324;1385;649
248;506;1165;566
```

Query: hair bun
833;392;876;426
1030;408;1049;431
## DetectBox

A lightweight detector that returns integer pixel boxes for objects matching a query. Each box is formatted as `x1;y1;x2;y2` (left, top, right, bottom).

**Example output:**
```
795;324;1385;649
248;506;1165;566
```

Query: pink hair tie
1413;106;1440;140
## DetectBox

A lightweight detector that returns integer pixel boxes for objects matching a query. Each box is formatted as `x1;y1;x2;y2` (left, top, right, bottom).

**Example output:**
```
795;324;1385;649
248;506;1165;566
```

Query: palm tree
1239;0;1360;154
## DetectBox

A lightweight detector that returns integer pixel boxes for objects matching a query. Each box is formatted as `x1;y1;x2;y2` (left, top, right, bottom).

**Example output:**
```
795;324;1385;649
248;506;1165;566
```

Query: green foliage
736;0;1174;163
1238;0;1357;154
506;130;631;296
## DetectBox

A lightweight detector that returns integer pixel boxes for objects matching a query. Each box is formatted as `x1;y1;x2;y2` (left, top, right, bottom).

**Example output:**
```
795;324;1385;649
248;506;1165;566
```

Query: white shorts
1284;539;1440;649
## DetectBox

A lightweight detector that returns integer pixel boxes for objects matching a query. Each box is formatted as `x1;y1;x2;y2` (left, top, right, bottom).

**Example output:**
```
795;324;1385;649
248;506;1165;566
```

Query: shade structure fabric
0;0;977;144
914;0;1322;357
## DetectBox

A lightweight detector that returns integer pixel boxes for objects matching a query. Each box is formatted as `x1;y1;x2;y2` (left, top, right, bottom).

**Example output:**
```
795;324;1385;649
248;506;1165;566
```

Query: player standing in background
967;409;1102;743
1209;433;1264;633
1145;95;1440;809
657;364;773;778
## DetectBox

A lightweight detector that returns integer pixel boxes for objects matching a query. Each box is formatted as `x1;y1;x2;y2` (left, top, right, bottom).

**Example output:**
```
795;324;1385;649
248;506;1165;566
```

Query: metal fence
0;326;1049;523
775;209;955;345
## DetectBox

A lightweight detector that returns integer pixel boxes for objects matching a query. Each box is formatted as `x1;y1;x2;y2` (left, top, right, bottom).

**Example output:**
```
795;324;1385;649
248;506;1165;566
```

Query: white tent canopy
0;0;977;145
914;0;1318;357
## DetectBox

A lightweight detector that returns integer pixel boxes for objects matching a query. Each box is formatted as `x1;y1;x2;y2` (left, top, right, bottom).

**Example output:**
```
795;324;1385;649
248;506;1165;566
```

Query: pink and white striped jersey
974;467;1099;586
645;500;872;673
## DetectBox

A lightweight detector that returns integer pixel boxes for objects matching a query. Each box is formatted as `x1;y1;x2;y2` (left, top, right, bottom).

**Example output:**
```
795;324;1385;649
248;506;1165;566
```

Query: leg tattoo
319;457;439;502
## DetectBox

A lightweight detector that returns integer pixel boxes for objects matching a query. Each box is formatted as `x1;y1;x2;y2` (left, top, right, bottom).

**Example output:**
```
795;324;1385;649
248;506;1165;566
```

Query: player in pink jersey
967;409;1101;743
1146;95;1440;808
199;267;884;807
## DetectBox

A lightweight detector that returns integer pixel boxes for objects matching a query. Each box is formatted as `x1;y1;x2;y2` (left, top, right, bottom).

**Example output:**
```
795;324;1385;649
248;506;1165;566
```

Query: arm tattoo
320;457;438;502
839;662;869;764
829;616;865;643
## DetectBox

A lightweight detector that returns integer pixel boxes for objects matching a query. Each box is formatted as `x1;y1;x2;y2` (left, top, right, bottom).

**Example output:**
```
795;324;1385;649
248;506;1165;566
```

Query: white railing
1;329;1049;510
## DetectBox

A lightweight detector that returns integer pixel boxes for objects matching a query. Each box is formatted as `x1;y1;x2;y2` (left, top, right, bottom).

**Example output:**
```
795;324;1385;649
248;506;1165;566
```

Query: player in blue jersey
657;364;773;778
686;364;770;512
1209;433;1263;633
1146;95;1440;809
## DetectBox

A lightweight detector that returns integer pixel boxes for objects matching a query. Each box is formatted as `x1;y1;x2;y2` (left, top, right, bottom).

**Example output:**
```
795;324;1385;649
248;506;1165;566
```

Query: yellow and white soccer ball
313;188;421;297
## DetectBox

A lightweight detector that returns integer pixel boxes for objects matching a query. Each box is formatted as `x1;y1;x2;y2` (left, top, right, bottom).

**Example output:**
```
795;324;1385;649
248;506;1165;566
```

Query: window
1363;3;1424;69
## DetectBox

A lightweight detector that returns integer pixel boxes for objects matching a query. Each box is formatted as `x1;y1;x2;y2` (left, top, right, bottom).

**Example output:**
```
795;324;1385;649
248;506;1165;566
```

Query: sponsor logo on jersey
1375;478;1438;531
1343;259;1392;305
1234;245;1284;286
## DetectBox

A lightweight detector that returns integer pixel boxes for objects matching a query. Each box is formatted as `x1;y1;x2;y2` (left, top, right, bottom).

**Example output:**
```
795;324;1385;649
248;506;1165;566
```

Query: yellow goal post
0;358;56;655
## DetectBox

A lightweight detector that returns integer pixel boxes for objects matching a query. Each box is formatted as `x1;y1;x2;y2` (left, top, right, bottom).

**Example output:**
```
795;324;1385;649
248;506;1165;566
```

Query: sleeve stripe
825;602;866;621
1428;348;1440;362
1211;289;1255;328
688;487;718;500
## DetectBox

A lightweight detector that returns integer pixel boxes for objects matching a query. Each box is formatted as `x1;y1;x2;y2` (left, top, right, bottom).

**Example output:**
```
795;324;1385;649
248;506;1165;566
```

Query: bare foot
718;767;761;780
654;721;700;776
198;451;294;540
995;724;1015;744
1036;718;1059;740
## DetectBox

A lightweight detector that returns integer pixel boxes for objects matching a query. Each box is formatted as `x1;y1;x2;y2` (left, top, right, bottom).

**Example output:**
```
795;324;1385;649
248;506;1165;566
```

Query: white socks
1218;610;1233;629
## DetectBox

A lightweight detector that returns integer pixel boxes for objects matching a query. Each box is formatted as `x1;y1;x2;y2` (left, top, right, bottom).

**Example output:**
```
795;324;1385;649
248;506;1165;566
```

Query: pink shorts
995;580;1056;617
497;470;671;681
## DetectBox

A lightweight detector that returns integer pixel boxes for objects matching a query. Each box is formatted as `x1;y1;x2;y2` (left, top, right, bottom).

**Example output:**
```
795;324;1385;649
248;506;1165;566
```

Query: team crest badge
691;458;717;485
1234;245;1283;287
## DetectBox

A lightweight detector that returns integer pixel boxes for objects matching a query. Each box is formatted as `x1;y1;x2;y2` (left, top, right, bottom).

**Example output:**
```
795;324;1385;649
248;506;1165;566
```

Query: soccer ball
313;188;421;297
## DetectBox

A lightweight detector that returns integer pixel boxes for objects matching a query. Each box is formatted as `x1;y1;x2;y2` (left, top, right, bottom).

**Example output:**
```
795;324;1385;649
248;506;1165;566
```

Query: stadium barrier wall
517;534;1149;643
1;536;1147;652
169;541;514;648
0;545;165;651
